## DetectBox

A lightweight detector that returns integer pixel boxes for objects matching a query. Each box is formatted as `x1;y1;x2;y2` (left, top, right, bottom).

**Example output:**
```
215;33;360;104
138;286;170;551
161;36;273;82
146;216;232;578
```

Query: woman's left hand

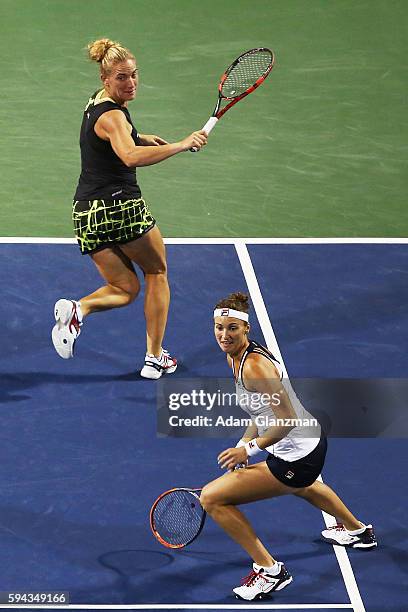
217;446;247;471
139;134;169;146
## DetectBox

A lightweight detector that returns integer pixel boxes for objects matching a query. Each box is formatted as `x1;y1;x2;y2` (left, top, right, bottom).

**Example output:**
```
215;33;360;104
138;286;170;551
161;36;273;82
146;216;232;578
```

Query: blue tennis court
0;239;406;610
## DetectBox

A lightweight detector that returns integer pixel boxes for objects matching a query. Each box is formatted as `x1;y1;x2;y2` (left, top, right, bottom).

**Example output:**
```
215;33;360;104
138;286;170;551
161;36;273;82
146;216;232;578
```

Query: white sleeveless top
233;341;321;461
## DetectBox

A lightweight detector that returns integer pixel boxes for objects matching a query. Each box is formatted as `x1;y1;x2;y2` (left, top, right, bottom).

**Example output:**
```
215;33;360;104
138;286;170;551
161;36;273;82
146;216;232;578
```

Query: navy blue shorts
266;435;327;488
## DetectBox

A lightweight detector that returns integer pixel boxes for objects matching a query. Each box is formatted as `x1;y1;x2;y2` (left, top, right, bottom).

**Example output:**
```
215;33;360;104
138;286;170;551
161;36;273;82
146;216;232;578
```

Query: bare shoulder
97;109;127;131
95;109;130;141
244;352;280;379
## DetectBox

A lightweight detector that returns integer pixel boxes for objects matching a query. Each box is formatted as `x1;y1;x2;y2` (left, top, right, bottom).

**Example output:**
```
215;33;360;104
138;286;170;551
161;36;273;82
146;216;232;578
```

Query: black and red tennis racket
150;488;206;549
191;47;275;151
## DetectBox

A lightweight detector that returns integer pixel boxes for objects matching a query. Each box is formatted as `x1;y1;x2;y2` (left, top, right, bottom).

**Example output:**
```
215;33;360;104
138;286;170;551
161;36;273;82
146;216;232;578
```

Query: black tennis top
74;90;142;201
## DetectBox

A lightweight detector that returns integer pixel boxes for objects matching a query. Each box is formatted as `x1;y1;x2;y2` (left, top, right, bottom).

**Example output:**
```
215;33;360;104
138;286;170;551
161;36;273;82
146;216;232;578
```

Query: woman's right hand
217;445;248;471
180;130;208;152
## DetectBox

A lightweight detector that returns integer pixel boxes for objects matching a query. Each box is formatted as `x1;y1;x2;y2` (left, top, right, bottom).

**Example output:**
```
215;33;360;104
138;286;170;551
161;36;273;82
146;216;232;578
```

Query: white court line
0;605;353;610
235;241;366;612
0;236;407;245
166;237;407;245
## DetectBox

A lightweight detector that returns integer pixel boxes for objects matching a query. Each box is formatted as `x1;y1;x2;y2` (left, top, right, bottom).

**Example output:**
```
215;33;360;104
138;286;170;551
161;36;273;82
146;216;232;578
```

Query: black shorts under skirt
72;198;156;255
266;434;327;488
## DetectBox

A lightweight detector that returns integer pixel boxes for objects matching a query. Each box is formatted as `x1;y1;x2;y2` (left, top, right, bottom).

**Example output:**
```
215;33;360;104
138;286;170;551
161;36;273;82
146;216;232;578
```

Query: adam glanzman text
168;415;316;428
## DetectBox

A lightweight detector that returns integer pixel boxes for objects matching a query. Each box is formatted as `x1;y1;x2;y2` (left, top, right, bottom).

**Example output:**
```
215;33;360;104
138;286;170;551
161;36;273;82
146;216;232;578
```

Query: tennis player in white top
200;292;376;601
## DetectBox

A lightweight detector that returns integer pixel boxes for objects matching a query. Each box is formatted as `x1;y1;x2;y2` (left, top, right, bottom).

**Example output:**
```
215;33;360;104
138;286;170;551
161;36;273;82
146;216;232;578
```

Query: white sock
262;562;281;576
146;350;163;361
347;523;366;535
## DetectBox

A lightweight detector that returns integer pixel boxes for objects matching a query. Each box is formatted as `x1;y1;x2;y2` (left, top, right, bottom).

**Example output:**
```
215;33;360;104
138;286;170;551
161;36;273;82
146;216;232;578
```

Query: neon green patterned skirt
72;198;156;255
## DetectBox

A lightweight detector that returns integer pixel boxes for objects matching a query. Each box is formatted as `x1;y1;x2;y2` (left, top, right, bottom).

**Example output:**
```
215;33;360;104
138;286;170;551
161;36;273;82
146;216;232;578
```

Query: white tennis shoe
52;299;83;359
140;349;177;379
321;523;377;549
233;562;293;601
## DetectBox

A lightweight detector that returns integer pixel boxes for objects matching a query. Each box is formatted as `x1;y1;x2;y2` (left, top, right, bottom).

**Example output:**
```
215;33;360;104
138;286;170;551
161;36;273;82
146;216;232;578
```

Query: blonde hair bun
87;38;135;75
87;38;118;63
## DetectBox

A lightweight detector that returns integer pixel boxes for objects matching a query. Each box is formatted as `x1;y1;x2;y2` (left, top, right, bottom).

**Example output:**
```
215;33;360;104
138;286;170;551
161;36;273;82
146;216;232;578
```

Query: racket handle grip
190;116;218;152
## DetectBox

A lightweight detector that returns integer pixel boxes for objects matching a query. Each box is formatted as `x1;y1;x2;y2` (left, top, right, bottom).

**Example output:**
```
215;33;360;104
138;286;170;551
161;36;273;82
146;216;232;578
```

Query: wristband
245;439;262;457
233;439;248;471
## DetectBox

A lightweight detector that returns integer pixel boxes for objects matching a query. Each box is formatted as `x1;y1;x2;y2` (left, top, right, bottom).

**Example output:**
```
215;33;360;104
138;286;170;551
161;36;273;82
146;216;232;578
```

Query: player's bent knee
200;484;229;513
144;262;167;276
109;280;140;305
200;487;218;513
124;290;138;304
124;283;140;303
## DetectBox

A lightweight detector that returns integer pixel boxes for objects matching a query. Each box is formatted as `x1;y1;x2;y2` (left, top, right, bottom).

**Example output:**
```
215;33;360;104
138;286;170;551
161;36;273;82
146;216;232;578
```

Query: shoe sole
54;299;74;324
140;363;177;380
140;366;163;380
52;299;76;359
234;576;293;600
352;542;378;549
322;537;377;549
52;323;75;359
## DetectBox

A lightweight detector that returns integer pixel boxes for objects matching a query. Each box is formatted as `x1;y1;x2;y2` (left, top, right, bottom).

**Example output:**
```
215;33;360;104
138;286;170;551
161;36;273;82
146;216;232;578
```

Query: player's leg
119;226;176;378
294;480;377;548
52;246;140;359
120;226;168;355
201;463;294;599
81;246;140;314
294;480;360;530
201;462;298;566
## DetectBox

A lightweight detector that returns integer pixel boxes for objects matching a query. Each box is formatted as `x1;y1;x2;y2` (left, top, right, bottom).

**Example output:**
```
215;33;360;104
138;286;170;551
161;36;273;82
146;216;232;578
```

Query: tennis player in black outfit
52;38;207;378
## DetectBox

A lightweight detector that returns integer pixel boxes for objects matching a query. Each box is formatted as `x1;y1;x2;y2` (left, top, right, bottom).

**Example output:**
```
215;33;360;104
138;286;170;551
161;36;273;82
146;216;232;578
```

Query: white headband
214;308;249;322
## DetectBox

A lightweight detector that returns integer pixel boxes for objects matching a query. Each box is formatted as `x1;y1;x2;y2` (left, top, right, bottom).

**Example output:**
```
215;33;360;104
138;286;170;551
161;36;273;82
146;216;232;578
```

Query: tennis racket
150;488;206;549
191;47;275;151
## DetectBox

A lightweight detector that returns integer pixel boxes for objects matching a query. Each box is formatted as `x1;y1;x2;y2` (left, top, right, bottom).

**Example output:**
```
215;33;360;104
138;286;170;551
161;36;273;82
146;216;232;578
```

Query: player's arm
225;355;258;439
138;133;169;146
224;352;258;462
228;422;258;472
240;421;259;442
95;110;206;167
242;355;297;451
218;356;297;470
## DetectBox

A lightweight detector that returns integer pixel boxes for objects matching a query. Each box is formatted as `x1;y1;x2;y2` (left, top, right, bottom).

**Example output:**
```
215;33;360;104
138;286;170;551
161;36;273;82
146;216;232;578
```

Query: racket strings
152;490;203;546
222;50;273;98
